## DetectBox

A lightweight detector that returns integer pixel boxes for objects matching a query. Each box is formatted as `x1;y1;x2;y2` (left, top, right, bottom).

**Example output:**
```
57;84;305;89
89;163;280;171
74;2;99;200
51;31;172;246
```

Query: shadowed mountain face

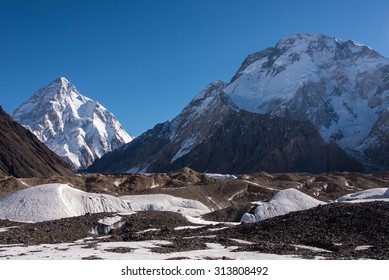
167;110;363;174
88;86;363;174
0;106;73;178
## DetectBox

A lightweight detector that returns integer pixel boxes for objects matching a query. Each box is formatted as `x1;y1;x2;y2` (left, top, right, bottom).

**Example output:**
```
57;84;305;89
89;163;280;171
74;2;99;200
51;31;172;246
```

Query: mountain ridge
88;79;363;174
0;106;73;178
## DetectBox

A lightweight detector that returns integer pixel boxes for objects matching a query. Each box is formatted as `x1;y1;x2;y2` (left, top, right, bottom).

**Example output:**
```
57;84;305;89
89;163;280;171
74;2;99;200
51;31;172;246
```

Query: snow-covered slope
336;188;389;202
240;188;325;222
120;194;211;216
12;77;133;170
0;184;132;222
224;33;389;168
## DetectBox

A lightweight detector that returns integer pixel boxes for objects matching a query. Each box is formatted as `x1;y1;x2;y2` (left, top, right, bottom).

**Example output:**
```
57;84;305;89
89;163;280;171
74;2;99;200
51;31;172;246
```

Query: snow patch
355;245;373;251
293;244;333;253
120;194;210;217
205;173;237;179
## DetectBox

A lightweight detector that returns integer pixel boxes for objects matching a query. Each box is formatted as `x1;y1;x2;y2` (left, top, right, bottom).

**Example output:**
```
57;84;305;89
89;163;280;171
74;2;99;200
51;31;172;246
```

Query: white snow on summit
240;188;325;222
223;33;389;161
12;77;133;170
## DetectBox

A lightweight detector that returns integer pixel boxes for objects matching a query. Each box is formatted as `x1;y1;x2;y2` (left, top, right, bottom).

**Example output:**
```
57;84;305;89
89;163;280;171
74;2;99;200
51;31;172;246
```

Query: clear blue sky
1;0;389;136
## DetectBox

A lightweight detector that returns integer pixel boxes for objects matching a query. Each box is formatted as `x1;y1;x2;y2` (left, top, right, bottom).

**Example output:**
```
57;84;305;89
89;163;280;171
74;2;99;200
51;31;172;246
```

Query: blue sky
1;0;389;136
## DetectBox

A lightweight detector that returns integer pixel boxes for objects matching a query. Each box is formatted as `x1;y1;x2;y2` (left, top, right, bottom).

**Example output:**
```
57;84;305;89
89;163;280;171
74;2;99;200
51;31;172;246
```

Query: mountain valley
0;169;389;259
1;33;389;260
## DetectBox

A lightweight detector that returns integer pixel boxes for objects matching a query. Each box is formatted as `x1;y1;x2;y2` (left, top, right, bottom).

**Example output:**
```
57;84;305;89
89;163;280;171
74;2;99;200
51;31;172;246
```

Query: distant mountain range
0;106;72;178
9;33;389;174
12;77;132;170
87;33;389;174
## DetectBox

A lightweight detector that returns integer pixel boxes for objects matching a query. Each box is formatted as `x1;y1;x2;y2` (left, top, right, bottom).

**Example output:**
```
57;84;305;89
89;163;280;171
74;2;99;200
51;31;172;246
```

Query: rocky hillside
0;106;72;178
88;81;362;174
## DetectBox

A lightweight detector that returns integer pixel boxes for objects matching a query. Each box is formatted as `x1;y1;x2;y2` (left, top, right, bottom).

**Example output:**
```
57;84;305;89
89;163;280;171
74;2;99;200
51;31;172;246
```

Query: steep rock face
0;106;73;178
362;111;389;167
224;33;389;168
12;77;132;170
174;110;362;174
88;81;232;173
88;82;362;174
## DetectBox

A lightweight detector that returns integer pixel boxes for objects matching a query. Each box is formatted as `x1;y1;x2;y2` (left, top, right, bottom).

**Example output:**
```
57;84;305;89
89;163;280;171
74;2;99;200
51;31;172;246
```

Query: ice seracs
240;188;325;222
120;194;211;216
0;184;211;223
12;77;133;170
0;184;132;222
336;188;389;203
240;187;389;223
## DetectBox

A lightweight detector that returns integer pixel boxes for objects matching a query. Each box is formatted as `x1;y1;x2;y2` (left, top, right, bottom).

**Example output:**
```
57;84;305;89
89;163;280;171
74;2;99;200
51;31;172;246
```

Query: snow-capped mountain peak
89;33;388;173
13;77;133;170
224;33;389;168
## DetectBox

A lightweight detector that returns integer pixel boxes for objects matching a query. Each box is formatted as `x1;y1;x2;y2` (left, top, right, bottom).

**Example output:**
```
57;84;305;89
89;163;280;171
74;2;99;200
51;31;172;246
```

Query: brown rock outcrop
0;106;72;177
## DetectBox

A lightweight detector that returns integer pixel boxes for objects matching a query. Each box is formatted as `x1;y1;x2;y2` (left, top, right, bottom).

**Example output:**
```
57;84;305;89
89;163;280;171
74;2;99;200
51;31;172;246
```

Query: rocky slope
12;77;132;170
0;106;72;178
88;81;363;174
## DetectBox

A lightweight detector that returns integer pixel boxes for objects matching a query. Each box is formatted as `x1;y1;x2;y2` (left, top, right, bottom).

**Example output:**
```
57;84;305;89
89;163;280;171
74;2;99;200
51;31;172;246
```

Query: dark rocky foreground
1;201;388;259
